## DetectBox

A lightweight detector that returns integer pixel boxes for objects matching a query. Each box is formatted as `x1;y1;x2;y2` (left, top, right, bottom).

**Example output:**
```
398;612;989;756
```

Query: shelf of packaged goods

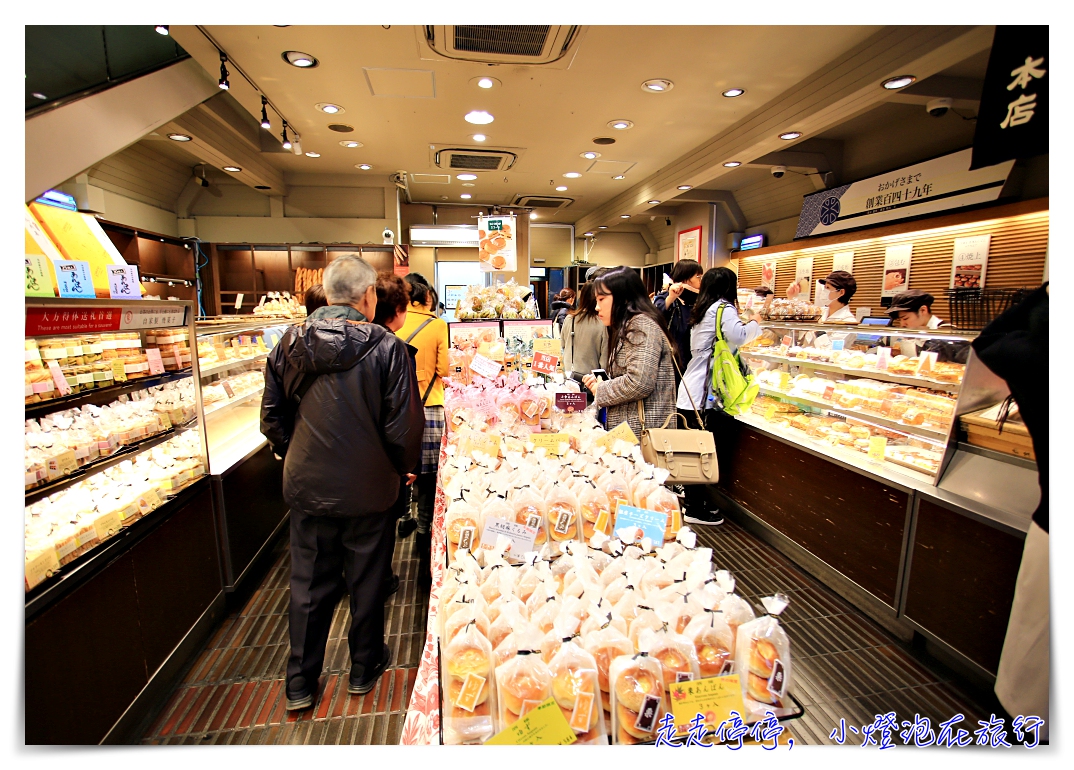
203;388;264;419
741;350;962;394
196;319;300;337
754;321;977;343
756;385;950;442
24;369;193;420
197;351;270;378
24;417;198;506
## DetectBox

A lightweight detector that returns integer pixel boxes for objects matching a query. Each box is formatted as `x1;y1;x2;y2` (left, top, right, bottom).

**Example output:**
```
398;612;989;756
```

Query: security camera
926;98;952;118
771;165;787;179
382;228;395;245
194;176;209;188
389;171;408;190
665;217;672;226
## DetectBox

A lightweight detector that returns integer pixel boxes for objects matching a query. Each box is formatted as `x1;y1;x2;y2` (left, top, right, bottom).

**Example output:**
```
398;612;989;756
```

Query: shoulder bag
708;303;759;416
405;317;440;405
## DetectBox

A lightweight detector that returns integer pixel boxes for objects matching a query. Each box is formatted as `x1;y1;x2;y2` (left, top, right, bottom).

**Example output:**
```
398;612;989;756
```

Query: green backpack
708;303;759;416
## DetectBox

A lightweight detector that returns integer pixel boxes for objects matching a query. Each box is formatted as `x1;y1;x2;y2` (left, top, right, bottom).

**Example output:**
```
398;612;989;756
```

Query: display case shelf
742;350;961;393
204;388;264;419
752;320;977;342
198;351;270;377
24;369;194;420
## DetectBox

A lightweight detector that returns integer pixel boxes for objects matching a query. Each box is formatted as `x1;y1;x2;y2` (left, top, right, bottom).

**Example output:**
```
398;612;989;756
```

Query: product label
146;348;165;375
47;361;72;397
552;509;574;536
25;254;54;298
822;384;835;402
533;338;560;356
633;693;662;733
876;347;891;371
486;697;577;745
767;659;787;698
108;265;141;300
676;671;694;683
764;404;778;421
569;689;596;733
111;359;128;383
867;435;888;461
555;392;587;413
600;421;639;449
222;381;236;399
530;433;569;456
457;526;475;554
93;511;122;541
595;508;611;535
531;351;559;376
613;504;669;546
54;260;96;299
26;549;61;589
667;675;745;738
138;488;162;514
459;430;500;460
77;528;98;547
47;449;77;480
478;515;539;556
525;513;543;530
454;673;486;713
469;353;503;380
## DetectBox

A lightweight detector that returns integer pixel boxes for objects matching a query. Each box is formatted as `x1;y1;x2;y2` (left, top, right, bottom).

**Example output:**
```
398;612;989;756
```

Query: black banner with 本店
970;26;1048;170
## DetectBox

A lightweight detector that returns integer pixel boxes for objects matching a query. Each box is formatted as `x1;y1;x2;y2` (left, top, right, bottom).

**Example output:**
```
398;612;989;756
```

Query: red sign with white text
26;305;187;337
532;352;560;375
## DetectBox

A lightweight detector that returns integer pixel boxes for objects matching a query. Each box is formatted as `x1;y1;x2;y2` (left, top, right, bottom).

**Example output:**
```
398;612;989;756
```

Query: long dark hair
690;267;739;327
569;281;599;322
405;272;435;308
594;267;675;360
670;259;703;285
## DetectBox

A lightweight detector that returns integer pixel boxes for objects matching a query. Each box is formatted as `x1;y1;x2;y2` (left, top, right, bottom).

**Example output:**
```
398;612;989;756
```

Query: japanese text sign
53;260;95;299
668;675;746;738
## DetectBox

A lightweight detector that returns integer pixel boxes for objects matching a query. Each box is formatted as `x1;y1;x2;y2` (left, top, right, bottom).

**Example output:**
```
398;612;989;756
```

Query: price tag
867;435;888;461
47;449;78;480
600;421;639;448
231;338;241;349
25;549;61;590
530;433;569;456
533;338;561;356
764;404;778;421
107;265;141;300
257;336;269;351
613;504;668;546
555;392;587;413
459;429;500;459
47;361;72;396
235;293;244;310
485;697;577;745
832;339;844;352
595;508;611;535
53;260;96;299
137;488;162;514
781;335;793;347
915;351;938;376
778;343;789;356
213;344;228;361
453;673;486;713
875;347;891;371
667;675;746;739
93;511;122;541
111;359;128;383
222;381;236;398
478;515;539;557
146;348;165;375
469;353;503;380
822;384;835;402
531;351;560;375
25;254;54;297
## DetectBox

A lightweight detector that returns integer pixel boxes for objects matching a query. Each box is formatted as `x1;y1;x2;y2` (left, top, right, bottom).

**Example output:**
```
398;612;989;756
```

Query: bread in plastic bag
442;619;497;744
608;641;666;745
683;609;735;678
734;594;793;719
494;642;552;730
548;637;608;743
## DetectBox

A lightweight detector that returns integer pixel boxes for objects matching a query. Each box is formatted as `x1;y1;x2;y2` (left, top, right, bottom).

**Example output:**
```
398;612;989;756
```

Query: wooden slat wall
87;142;189;212
737;209;1048;320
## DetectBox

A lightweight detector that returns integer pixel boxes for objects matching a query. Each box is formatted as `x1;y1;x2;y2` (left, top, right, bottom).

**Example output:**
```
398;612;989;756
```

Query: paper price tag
867;435;888;461
613;504;668;546
235;293;244;310
832;339;844;352
108;265;141;300
213;344;228;360
111;359;128;383
479;515;539;557
533;338;561;356
25;549;61;590
454;673;486;713
47;449;78;480
222;381;236;398
594;508;611;535
875;347;891;371
93;511;122;541
569;689;596;733
764;404;778;421
531;351;559;375
469;353;503;379
47;361;72;396
600;421;639;449
460;430;500;459
530;433;569;456
138;488;162;514
146;348;165;375
822;384;835;402
472;394;497;416
25;254;54;297
555;392;587;413
668;675;746;738
486;697;577;745
915;351;938;376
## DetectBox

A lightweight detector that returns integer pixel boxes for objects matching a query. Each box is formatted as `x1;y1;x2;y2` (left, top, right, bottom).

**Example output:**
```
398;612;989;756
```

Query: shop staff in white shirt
887;290;944;329
789;270;857;322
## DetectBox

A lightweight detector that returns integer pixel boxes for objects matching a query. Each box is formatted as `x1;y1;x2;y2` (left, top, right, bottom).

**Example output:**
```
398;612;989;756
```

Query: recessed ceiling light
581;151;601;160
356;164;373;170
472;134;487;142
462;183;475;187
779;131;802;140
465;110;494;124
584;232;594;236
155;25;169;36
530;212;538;220
677;185;692;191
647;200;660;205
723;161;742;168
598;225;609;229
223;166;242;172
168;133;192;142
612;175;625;180
478;77;495;89
563;172;582;179
620;214;631;219
461;194;472;199
31;92;47;100
339;141;363;148
608;120;634;130
282;51;318;68
641;79;674;93
457;173;478;181
305;152;320;158
882;75;916;90
555;186;568;192
722;88;745;98
316;103;345;115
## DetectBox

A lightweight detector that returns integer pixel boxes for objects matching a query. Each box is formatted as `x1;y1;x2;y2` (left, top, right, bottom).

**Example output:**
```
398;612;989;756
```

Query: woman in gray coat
561;281;608;378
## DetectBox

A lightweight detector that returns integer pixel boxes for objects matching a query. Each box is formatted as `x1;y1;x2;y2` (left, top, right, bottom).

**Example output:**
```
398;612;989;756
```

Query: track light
281;121;292;150
260;96;271;130
155;25;169;36
292;134;303;156
218;52;230;90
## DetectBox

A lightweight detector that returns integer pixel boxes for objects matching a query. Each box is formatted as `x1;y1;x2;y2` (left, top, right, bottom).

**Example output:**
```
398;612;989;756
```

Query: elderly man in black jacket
261;254;424;711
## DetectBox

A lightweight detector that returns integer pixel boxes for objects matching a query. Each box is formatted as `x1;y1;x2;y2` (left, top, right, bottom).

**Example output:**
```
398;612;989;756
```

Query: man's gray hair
323;254;378;306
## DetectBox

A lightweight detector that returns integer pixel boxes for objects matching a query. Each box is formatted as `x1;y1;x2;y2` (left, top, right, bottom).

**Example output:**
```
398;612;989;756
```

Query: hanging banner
951;235;991;289
795;149;1014;238
832;251;854;274
971;26;1048;170
760;261;777;292
478;215;517;272
882;244;913;298
794;257;814;302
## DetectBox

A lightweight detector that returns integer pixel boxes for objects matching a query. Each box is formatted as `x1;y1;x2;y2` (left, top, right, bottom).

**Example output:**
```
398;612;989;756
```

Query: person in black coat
261;255;424;711
653;259;704;370
550;287;576;331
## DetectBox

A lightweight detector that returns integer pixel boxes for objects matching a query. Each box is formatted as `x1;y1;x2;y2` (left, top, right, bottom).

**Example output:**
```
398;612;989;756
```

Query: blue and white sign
53;260;95;299
108;265;141;300
614;504;669;546
739;234;766;251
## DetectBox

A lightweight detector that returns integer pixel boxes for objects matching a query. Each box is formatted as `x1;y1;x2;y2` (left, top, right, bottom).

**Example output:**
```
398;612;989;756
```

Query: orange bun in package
720;592;757;650
581;614;633;714
548;636;608;744
494;629;553;731
445;499;482;560
578;481;613;540
643;625;701;692
596;470;631;523
734;593;793;719
546;484;581;543
442;619;497;745
511;486;548;547
608;638;667;744
644;485;683;543
683;609;735;679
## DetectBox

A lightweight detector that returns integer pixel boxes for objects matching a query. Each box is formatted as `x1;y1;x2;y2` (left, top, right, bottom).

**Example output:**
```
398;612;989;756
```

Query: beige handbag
636;349;718;485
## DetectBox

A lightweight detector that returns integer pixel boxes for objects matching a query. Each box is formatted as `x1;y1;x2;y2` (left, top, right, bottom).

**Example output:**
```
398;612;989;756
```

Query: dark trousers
287;509;395;686
414;473;437;535
677;407;731;515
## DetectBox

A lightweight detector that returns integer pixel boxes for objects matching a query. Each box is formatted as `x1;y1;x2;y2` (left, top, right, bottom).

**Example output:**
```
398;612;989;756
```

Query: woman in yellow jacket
398;274;449;586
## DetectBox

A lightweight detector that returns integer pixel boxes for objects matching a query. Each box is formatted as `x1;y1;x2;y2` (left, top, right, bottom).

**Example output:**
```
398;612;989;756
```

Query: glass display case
24;298;205;593
736;321;977;486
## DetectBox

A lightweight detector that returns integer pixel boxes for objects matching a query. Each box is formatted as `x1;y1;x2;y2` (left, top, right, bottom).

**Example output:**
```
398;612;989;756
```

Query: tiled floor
139;532;428;745
138;516;998;745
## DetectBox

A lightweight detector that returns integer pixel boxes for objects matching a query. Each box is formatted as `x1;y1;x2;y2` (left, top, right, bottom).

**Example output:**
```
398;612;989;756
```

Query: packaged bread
683;609;736;678
511;485;548;547
547;484;581;542
494;644;553;731
734;594;793;719
608;639;666;744
445;499;482;559
443;619;497;745
645;625;701;691
719;593;757;649
548;636;608;743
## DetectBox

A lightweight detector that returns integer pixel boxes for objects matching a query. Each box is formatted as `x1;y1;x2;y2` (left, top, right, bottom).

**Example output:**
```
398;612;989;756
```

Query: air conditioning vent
436;148;517;172
423;25;583;66
513;195;573;210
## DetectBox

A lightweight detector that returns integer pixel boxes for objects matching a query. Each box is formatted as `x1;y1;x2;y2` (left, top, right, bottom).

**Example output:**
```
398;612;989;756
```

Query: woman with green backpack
675;267;763;526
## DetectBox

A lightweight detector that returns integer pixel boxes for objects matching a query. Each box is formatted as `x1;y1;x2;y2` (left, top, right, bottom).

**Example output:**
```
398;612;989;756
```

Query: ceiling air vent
436;148;517;172
423;25;583;66
513;195;573;210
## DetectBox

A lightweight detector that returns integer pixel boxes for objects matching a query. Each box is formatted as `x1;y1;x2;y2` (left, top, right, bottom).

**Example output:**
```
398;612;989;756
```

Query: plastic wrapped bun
683;609;735;679
733;594;793;719
494;643;553;731
608;639;666;745
548;638;608;744
582;618;633;715
445;499;482;559
546;483;581;543
442;619;496;744
511;485;548;547
577;481;612;539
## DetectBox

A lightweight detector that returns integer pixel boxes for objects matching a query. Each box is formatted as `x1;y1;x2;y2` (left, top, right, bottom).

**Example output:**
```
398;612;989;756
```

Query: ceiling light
620;215;631;219
779;131;802;140
155;25;169;36
457;173;478;181
167;133;191;142
223;166;242;172
465;111;494;125
563;172;582;179
641;79;674;93
305;152;320;158
584;232;594;236
612;175;625;180
608;120;634;130
723;161;742;168
882;75;916;90
32;92;46;100
283;51;318;68
581;151;601;160
461;194;472;199
462;183;475;187
316;103;344;115
530;212;538;220
555;186;568;192
647;200;660;204
357;164;373;170
478;77;495;89
281;121;291;150
598;225;609;229
472;134;487;142
292;135;303;155
218;52;230;90
722;88;745;98
677;185;692;191
339;140;363;148
260;96;271;130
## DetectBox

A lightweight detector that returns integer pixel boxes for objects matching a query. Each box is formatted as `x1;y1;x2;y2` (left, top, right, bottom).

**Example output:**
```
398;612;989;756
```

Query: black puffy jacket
260;307;425;517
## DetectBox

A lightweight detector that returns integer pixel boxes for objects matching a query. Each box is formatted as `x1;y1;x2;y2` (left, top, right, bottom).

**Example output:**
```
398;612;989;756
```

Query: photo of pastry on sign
478;216;517;272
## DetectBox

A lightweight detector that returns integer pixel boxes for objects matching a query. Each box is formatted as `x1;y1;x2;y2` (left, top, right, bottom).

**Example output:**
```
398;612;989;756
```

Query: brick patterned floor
139;532;428;745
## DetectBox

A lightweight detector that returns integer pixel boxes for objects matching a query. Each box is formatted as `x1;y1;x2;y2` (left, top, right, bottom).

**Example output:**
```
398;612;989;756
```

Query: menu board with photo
761;261;777;291
950;235;990;289
882;244;913;298
478;215;517;272
794;257;814;302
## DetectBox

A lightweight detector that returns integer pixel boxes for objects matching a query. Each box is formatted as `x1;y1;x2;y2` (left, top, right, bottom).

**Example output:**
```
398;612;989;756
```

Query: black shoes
384;573;400;597
285;676;316;710
348;644;392;695
683;509;725;526
397;516;418;539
